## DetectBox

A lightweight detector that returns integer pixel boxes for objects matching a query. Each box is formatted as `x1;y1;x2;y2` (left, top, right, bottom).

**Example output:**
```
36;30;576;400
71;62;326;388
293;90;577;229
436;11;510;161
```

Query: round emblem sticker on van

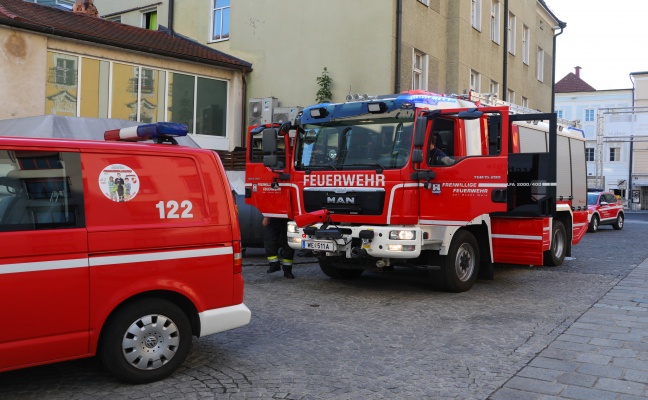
98;164;140;202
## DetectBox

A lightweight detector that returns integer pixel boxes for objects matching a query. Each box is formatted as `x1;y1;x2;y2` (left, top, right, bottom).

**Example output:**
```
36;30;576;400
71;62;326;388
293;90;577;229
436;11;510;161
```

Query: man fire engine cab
245;91;588;292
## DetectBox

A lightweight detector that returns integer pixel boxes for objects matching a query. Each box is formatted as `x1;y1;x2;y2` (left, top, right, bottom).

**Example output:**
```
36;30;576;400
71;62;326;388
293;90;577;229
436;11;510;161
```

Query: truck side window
0;150;85;232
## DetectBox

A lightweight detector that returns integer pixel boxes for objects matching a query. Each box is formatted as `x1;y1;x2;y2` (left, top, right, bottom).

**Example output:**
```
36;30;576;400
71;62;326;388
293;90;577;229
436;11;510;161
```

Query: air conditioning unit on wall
248;97;278;127
273;106;303;124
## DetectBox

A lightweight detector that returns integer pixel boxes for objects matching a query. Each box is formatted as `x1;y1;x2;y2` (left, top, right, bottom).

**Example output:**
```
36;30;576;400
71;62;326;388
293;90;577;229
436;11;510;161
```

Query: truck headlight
389;230;416;240
287;224;297;233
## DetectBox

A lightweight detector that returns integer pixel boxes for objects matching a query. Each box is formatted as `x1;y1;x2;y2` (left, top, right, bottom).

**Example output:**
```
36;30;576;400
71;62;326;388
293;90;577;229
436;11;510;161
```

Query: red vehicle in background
587;191;625;232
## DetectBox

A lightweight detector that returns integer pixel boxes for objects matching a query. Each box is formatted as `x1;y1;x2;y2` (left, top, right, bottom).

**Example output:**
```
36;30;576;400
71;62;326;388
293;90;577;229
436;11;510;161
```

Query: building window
507;12;516;55
536;47;544;82
609;147;620;162
556;109;564;119
142;9;157;30
412;50;428;90
507;89;514;103
521;96;528;108
471;0;482;31
211;0;230;41
105;15;122;23
585;148;594;162
417;0;429;5
55;58;76;86
470;70;481;92
489;80;499;98
490;1;500;44
522;25;530;65
585;109;595;122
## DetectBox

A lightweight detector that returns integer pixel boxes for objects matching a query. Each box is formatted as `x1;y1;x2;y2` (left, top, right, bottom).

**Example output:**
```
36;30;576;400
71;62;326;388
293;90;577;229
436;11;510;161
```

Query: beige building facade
630;72;648;209
97;0;562;114
1;0;252;151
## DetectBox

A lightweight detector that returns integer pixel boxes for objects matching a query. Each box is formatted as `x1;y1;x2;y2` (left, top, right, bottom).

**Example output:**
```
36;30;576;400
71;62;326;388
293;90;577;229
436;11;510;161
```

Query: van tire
318;258;364;279
99;298;192;383
430;230;479;292
544;221;566;267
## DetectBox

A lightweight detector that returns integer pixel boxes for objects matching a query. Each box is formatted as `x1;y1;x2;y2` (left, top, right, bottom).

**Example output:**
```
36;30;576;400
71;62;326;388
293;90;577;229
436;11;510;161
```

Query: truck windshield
295;119;414;171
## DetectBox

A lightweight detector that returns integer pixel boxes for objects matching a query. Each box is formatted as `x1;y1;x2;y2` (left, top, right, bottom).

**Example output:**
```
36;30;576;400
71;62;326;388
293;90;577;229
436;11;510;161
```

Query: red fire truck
245;91;588;292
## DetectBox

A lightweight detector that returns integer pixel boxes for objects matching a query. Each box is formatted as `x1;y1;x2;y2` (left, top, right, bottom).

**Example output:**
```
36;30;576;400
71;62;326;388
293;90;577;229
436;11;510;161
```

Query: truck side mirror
263;155;278;168
411;148;423;164
262;128;279;153
414;117;427;147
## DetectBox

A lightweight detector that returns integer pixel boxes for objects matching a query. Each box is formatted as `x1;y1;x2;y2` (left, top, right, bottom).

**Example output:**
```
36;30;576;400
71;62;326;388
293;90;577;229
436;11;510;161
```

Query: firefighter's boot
267;261;281;274
282;265;295;279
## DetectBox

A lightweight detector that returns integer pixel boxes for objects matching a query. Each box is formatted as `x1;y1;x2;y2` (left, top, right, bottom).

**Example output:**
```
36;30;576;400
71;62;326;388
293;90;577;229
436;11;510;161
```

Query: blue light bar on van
104;122;188;142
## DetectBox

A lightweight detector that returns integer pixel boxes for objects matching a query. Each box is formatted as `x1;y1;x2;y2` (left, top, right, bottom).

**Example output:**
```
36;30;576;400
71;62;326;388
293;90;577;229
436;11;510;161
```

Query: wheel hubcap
121;314;180;370
455;244;475;282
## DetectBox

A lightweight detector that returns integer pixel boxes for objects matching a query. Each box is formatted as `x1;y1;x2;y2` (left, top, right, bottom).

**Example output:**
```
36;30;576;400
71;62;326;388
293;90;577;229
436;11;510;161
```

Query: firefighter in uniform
262;217;295;279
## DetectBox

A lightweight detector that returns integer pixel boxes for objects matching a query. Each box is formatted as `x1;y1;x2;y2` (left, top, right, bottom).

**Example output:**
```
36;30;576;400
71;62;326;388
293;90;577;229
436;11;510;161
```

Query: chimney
575;66;581;78
73;0;99;17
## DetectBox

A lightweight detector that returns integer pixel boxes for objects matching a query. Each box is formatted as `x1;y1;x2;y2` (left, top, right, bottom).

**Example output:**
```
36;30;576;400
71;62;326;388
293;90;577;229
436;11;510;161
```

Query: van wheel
318;258;364;279
588;215;599;233
544;221;566;267
613;213;624;230
99;299;192;383
430;230;479;292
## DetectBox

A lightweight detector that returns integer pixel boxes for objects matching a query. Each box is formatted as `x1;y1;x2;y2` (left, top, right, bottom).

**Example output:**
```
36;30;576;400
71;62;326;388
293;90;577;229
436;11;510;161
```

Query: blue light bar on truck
104;122;188;142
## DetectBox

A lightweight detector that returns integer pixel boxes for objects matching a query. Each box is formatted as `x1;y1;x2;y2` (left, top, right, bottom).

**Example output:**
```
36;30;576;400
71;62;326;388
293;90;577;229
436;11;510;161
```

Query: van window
0;150;85;232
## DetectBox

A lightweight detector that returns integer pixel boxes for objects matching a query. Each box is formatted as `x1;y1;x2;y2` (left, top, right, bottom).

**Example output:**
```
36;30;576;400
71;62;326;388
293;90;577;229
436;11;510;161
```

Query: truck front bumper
287;222;422;259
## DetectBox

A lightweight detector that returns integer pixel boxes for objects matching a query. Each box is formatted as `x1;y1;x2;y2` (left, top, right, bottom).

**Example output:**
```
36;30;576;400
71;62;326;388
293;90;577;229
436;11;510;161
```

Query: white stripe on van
90;247;233;266
0;247;233;274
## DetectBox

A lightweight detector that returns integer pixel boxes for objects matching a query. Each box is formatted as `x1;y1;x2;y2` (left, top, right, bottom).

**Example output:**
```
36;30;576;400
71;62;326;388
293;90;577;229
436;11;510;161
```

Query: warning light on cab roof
104;122;188;143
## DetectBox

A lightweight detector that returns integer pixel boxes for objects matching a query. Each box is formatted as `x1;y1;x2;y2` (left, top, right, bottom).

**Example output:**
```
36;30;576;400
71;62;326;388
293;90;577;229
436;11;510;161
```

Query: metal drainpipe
241;71;248;148
551;22;566;113
395;0;402;94
502;0;508;96
168;0;175;36
629;73;635;205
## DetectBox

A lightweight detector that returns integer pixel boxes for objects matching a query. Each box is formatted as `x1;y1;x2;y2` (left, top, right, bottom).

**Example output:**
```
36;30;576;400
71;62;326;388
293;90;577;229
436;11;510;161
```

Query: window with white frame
507;12;516;54
211;0;230;41
609;147;620;162
489;80;499;98
412;50;428;90
536;47;544;82
521;96;528;108
471;0;482;31
470;70;481;92
55;57;76;86
522;25;530;65
556;109;564;118
585;148;594;162
490;1;500;44
142;9;157;30
507;89;514;103
585;109;595;122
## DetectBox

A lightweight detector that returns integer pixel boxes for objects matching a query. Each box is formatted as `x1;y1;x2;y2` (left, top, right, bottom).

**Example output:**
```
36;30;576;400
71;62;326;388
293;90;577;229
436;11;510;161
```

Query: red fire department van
0;123;250;383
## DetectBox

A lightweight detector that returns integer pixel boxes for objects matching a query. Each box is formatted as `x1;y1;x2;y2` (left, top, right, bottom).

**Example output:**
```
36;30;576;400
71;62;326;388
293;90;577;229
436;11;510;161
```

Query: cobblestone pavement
1;213;647;399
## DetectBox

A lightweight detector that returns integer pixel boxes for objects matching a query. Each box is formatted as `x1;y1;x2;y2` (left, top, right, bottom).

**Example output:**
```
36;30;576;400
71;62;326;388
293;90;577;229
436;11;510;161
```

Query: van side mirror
414;117;427;147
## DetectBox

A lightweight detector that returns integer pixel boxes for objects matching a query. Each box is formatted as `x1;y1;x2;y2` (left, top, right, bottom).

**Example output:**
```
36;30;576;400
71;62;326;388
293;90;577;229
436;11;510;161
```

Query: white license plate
302;240;335;251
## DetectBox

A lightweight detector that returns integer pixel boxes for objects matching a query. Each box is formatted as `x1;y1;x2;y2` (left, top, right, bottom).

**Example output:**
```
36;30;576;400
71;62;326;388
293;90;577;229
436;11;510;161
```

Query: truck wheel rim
455;243;475;282
122;314;181;370
553;230;565;258
618;215;623;228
